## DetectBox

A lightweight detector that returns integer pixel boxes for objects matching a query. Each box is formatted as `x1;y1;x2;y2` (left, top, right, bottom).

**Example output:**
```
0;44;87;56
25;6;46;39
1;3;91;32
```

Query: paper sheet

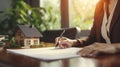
7;47;82;61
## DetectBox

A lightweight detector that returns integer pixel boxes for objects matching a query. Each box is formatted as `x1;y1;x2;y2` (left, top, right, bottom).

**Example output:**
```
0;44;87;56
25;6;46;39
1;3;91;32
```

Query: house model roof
18;25;43;37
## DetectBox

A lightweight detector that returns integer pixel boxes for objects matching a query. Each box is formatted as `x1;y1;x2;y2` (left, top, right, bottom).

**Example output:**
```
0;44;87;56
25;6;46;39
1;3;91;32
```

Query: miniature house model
15;25;43;47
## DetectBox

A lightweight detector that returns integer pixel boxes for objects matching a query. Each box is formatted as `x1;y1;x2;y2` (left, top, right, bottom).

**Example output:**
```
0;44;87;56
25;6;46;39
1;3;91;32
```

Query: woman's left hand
77;42;117;57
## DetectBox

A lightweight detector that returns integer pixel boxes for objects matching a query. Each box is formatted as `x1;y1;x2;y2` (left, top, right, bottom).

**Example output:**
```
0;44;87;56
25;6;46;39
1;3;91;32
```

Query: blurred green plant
9;37;21;48
0;0;56;40
41;0;61;29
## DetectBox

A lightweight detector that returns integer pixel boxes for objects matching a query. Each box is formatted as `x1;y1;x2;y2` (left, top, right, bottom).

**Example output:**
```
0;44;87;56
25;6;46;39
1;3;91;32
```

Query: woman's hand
77;43;117;57
55;37;77;48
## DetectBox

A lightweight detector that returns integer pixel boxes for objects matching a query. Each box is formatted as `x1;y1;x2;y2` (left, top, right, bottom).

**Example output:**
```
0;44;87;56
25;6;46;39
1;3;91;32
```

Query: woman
55;0;120;57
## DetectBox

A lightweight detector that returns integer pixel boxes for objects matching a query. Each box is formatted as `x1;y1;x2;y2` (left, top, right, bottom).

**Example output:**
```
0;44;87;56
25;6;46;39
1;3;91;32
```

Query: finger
59;44;68;49
58;43;63;48
61;37;67;39
55;37;60;44
58;41;64;48
63;44;70;48
58;40;71;48
58;41;66;48
77;46;96;57
55;37;64;42
76;49;83;55
55;37;65;47
89;50;99;57
78;47;90;55
77;48;89;56
79;46;91;53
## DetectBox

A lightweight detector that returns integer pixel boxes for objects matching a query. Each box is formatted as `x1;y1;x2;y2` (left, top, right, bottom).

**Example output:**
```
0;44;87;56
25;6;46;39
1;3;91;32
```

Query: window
40;0;61;29
26;40;31;45
40;0;99;30
34;40;38;45
69;0;99;30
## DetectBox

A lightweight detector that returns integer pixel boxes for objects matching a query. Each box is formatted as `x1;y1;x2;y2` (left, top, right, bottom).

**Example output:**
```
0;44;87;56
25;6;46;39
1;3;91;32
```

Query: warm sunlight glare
70;0;99;29
79;0;99;5
71;0;99;15
71;0;99;9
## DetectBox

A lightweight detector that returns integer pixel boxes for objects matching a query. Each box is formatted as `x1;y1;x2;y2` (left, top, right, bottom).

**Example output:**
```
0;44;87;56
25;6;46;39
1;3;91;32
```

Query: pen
55;30;65;47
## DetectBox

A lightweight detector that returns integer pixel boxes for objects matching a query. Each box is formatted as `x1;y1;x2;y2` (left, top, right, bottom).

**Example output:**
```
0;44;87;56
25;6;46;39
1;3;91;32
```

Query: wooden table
0;49;120;67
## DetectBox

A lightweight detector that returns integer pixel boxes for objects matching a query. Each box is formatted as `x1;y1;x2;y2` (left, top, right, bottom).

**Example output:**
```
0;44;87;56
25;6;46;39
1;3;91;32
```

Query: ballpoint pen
55;30;65;48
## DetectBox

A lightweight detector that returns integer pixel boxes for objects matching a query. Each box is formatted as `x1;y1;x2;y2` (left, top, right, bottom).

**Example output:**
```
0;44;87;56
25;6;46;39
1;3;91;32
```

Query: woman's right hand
55;37;77;48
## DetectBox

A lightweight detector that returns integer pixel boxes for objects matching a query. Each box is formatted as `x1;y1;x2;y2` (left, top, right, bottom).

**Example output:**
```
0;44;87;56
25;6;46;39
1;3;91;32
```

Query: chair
41;27;80;43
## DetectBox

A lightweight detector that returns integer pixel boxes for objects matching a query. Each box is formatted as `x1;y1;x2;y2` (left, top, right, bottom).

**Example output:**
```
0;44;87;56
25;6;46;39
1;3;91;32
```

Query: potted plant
0;0;56;48
1;0;56;34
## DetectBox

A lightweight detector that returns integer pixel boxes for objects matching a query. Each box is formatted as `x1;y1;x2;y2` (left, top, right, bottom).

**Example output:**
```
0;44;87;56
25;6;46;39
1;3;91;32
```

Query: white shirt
101;0;118;44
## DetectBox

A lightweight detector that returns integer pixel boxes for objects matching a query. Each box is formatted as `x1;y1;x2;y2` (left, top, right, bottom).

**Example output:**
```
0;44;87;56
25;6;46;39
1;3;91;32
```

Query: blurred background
0;0;99;48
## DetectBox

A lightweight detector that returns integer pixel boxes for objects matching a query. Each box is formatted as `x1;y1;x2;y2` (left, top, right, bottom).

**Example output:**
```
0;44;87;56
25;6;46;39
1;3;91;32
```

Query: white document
7;47;82;61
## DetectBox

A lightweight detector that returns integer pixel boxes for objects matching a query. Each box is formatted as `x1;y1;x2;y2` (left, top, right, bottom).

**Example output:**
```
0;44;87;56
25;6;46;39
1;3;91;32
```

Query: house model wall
15;25;43;47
